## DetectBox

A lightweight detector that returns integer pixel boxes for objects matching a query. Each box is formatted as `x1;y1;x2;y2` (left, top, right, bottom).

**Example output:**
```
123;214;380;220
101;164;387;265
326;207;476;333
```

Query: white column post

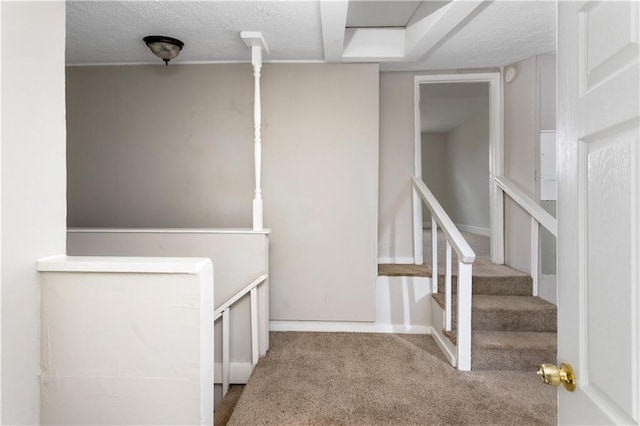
251;45;263;230
241;31;269;231
530;217;539;296
456;261;473;371
431;216;438;293
222;308;230;396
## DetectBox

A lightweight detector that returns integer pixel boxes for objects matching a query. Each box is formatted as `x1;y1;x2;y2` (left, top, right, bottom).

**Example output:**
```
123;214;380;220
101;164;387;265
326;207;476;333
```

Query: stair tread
472;295;556;311
432;293;556;311
473;330;557;351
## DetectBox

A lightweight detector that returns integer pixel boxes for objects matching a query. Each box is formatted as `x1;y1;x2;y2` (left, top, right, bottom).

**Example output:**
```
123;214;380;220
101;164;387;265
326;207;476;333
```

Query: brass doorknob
537;362;576;392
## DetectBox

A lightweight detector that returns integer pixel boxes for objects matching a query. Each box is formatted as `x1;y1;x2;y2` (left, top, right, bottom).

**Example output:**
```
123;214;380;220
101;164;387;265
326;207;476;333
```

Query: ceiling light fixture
143;35;184;66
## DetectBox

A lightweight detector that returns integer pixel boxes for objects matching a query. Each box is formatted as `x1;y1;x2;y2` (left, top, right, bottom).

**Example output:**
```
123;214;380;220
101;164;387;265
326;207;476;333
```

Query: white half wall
1;2;67;423
67;230;269;366
38;256;214;426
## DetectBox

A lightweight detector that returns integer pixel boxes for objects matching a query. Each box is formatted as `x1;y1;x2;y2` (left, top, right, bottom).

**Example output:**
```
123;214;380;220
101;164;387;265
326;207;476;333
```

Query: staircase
432;269;557;371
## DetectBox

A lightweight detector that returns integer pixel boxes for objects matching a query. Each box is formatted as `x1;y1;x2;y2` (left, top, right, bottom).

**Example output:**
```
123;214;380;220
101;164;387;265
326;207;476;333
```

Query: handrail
214;274;267;320
495;176;557;237
412;176;474;371
214;273;268;397
412;177;476;263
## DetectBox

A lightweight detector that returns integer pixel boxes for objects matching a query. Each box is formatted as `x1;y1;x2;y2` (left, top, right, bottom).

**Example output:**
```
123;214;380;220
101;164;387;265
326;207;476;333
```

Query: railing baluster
530;217;539;297
222;308;230;396
457;261;472;371
445;241;452;332
250;287;259;367
431;216;438;293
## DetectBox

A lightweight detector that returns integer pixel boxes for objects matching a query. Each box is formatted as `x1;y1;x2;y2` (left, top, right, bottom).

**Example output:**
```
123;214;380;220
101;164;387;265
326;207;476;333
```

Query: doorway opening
412;73;503;265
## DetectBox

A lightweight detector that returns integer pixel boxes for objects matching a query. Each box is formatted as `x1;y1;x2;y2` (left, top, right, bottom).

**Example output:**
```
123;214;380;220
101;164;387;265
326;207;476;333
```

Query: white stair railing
214;274;268;396
412;177;476;371
494;176;557;296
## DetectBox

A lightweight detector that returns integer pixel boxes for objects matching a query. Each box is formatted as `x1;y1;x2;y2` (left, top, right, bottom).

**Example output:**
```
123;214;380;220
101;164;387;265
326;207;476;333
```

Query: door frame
413;72;504;264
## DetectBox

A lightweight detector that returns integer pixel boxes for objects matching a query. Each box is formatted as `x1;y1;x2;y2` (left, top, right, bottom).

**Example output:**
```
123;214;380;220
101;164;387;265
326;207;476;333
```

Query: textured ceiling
66;0;556;68
346;1;421;27
384;1;557;71
420;83;489;133
66;1;324;64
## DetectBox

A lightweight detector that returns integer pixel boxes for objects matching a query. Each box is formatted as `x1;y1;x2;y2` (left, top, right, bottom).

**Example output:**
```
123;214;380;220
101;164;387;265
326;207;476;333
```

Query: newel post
241;32;269;230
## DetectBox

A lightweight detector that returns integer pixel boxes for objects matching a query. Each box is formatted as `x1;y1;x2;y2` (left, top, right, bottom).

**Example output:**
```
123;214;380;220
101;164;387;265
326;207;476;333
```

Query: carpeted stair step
432;294;557;332
472;330;557;371
436;274;532;295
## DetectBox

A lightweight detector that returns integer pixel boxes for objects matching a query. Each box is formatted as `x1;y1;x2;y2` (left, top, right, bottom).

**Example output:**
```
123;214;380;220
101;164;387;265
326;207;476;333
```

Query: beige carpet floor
228;332;556;425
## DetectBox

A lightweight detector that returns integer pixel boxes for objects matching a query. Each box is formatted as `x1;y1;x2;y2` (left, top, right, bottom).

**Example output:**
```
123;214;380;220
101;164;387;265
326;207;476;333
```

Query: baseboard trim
455;224;491;237
430;328;457;367
214;362;253;384
270;321;430;335
377;256;415;264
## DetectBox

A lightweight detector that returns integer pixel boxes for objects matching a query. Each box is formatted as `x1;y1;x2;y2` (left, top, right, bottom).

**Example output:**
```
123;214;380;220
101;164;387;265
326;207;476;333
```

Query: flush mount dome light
143;35;184;66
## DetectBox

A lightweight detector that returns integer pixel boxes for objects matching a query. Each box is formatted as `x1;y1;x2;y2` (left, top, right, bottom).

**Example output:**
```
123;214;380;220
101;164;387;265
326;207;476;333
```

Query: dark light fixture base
143;35;184;66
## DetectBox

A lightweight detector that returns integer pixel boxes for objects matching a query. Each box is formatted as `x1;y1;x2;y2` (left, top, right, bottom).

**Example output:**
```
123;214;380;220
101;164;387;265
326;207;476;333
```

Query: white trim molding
214;362;253;385
270;321;431;335
413;72;504;265
377;256;415;264
455;224;491;237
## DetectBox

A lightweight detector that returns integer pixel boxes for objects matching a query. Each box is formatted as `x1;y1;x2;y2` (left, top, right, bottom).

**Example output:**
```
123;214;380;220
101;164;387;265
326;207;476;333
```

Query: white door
557;1;639;424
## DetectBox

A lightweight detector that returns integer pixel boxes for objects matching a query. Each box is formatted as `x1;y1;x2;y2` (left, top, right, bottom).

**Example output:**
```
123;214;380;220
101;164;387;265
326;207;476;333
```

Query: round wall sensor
505;65;519;83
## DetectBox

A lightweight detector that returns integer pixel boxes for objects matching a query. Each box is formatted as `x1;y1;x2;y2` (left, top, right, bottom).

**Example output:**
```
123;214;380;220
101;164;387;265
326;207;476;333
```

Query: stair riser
449;309;557;332
472;347;557;371
437;275;532;296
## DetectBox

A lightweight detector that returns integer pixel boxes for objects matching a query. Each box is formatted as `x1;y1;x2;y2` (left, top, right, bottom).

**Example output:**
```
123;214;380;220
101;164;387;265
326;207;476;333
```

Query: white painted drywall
538;55;557;132
421;105;490;233
503;54;557;276
261;64;379;321
1;2;67;423
375;276;430;331
503;56;538;274
66;230;268;366
65;63;379;323
66;64;254;228
445;106;490;231
537;55;557;276
421;132;448;224
39;259;214;425
379;71;420;263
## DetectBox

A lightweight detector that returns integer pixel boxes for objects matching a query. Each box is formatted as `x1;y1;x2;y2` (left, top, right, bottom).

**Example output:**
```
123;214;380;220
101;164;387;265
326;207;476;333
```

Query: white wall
421;105;490;234
503;55;556;275
421;132;447;225
261;64;379;322
39;258;214;426
537;55;557;276
445;106;490;232
379;72;422;263
1;2;67;423
503;56;538;273
66;230;269;366
66;63;379;323
66;64;254;228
